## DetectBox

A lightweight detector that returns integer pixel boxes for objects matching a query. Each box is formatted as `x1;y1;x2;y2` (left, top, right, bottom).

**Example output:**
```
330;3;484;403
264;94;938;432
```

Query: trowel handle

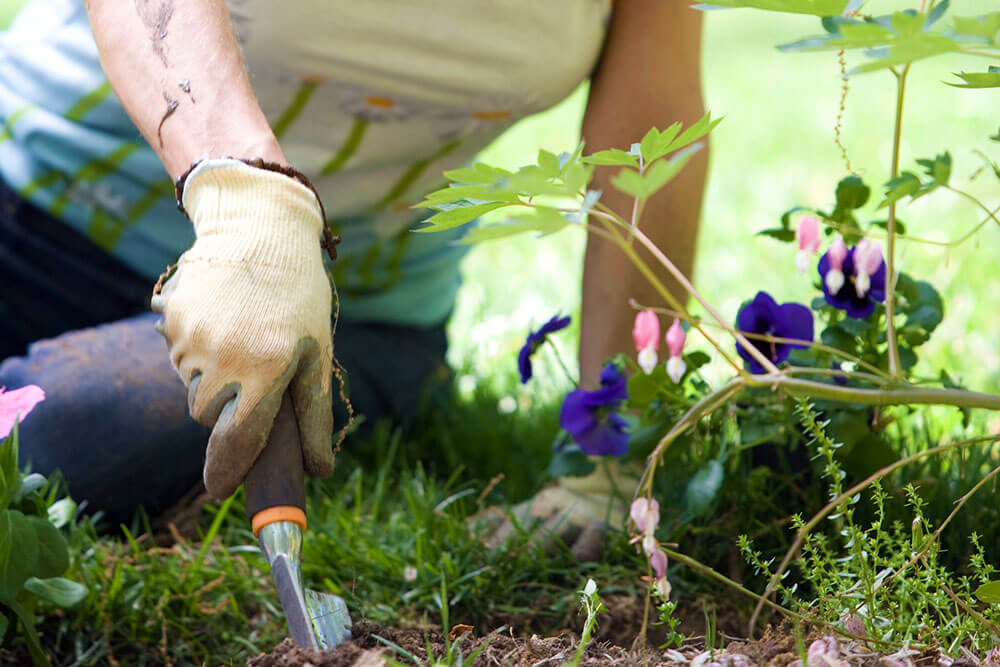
244;391;307;538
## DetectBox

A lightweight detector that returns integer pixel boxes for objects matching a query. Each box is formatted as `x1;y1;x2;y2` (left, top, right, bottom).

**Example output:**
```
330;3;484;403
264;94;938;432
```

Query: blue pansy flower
817;240;886;319
560;363;629;457
518;314;571;383
736;291;814;374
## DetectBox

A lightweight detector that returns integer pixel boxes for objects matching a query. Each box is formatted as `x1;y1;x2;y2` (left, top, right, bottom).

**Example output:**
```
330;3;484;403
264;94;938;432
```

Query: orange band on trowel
252;506;307;538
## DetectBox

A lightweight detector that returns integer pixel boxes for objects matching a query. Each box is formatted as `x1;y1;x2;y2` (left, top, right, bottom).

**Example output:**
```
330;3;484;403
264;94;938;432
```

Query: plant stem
545;339;579;388
885;64;910;377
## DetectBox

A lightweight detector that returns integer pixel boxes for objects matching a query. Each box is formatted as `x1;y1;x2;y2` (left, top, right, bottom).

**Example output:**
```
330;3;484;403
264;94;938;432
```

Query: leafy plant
0;425;86;667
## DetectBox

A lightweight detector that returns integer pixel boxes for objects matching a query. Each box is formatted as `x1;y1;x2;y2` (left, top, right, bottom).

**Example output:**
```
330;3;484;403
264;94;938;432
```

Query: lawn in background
450;0;999;399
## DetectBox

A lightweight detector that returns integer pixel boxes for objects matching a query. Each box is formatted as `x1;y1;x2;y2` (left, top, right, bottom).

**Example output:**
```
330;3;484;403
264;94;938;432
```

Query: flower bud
650;547;668;579
665;319;685;358
629;497;660;534
796;215;821;254
654;576;671;599
632;311;660;352
853;238;884;298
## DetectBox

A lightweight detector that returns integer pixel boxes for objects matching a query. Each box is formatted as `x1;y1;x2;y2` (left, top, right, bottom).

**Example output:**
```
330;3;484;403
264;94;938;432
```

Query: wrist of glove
152;158;337;499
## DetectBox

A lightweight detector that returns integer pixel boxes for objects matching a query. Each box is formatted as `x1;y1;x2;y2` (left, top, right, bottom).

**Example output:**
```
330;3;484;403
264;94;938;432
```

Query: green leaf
639;127;661;163
686;350;712;370
821;325;857;354
684;460;724;518
952;12;1000;42
417;184;519;208
547;444;596;478
947;67;1000;89
417;202;512;233
0;427;21;509
975;580;1000;604
610;168;646;198
691;0;848;16
757;228;796;242
537;149;561;177
8;599;50;667
460;208;568;244
442;163;511;185
0;509;38;601
659;114;721;158
880;171;922;208
0;613;7;642
627;366;671;409
868;218;907;235
47;498;76;530
835;176;870;210
916;152;951;186
28;515;69;579
24;577;87;608
583;149;639;168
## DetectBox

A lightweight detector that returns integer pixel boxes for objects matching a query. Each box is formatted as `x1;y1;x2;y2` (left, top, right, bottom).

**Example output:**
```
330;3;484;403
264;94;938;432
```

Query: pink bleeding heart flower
654;576;671;599
633;311;660;375
632;311;660;352
795;215;821;274
852;238;884;298
0;385;46;439
824;236;848;295
649;547;668;579
630;497;660;534
665;319;686;383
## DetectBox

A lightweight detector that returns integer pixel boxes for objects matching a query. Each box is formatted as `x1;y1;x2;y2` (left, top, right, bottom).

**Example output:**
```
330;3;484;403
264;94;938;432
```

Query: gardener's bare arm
84;0;284;179
579;1;707;384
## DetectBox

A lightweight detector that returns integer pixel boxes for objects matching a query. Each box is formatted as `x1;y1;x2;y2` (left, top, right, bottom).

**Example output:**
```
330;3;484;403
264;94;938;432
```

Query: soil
247;616;900;667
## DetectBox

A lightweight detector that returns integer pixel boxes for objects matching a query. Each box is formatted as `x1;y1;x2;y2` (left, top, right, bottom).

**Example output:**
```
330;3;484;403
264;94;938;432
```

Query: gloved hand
477;459;640;561
151;159;335;500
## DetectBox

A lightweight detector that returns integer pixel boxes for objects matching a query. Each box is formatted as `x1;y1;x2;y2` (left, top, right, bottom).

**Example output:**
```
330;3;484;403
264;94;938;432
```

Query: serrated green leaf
583;149;639;167
639;127;660;163
24;577;87;608
417;184;519;208
459;208;568;244
879;171;922;208
417;202;512;232
644;144;701;195
915;152;951;186
975;581;1000;604
691;0;848;16
563;163;593;195
947;68;1000;89
442;163;512;185
660;114;721;158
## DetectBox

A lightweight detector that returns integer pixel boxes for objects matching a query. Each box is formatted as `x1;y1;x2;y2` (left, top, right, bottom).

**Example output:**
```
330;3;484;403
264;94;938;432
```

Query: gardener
0;0;707;541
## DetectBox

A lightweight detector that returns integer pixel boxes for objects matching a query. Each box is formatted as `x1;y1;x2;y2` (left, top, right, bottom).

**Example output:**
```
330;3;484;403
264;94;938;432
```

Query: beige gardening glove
479;459;640;561
151;159;335;500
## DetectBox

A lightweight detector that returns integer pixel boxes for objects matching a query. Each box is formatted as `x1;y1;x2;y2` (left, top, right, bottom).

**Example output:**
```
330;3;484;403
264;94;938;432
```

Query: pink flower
795;215;822;274
665;319;687;383
853;238;884;298
824;236;848;294
649;547;668;579
0;385;45;439
630;497;660;534
653;576;671;599
632;311;660;352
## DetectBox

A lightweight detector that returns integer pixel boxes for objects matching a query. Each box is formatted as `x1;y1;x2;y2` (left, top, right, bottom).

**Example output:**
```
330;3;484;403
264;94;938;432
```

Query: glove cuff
176;158;340;260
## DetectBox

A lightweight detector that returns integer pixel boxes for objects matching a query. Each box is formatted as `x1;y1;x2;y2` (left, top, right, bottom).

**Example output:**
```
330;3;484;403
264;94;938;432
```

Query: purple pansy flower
817;245;886;319
736;291;814;374
560;363;629;457
518;313;571;383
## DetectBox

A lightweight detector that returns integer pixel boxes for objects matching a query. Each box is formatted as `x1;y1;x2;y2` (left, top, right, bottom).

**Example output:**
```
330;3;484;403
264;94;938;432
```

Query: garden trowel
244;392;352;650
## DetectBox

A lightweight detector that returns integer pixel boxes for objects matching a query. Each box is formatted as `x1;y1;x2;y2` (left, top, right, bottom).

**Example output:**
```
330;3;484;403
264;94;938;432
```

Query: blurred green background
448;0;1000;400
0;1;994;396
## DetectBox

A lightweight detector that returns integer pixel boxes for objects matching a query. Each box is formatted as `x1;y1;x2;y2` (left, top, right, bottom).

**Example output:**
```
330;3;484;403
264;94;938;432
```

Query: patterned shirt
0;0;610;325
